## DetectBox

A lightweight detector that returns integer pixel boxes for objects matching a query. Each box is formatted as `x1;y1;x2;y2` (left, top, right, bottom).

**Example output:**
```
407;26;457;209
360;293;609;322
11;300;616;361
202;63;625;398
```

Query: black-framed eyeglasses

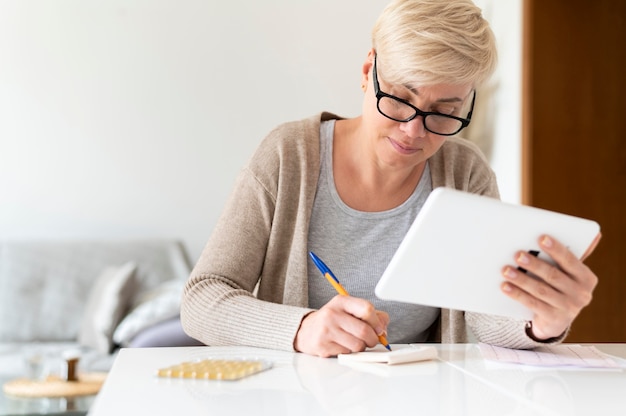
372;55;475;136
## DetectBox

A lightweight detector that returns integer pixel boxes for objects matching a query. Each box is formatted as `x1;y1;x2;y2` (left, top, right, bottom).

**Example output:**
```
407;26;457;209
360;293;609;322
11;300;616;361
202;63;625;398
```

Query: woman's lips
388;137;421;155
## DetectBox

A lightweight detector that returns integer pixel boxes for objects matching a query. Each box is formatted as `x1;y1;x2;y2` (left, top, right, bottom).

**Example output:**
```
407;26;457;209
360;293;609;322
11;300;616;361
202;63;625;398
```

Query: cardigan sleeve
181;113;333;351
180;166;313;350
466;312;567;349
179;111;335;351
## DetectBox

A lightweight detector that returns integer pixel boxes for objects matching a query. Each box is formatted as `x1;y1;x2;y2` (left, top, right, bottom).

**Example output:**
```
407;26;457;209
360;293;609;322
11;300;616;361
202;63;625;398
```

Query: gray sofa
0;239;200;383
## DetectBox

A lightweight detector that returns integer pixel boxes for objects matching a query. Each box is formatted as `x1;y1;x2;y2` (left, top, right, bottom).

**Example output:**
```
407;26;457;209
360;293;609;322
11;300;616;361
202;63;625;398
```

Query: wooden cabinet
522;0;626;341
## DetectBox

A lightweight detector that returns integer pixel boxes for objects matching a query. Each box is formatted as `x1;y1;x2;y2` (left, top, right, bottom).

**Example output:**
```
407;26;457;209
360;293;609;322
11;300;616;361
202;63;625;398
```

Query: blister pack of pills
156;359;273;381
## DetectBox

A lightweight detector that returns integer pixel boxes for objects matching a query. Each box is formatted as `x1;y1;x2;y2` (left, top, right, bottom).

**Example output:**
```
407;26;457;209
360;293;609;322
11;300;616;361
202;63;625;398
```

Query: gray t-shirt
307;120;439;343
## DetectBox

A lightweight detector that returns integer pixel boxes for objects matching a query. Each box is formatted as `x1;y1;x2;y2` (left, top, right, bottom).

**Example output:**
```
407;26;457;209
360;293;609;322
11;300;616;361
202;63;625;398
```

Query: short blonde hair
372;0;497;88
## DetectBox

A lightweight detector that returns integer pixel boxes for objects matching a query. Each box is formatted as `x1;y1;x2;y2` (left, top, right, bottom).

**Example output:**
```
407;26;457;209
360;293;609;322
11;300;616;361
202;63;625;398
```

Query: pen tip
385;345;392;351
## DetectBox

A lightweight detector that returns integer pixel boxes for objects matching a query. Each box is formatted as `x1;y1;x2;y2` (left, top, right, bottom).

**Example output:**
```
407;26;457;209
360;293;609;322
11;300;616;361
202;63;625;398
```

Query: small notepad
337;345;437;365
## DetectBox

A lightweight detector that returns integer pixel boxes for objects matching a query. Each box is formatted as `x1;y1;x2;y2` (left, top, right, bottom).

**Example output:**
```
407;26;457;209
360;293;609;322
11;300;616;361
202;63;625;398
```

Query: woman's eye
434;107;456;116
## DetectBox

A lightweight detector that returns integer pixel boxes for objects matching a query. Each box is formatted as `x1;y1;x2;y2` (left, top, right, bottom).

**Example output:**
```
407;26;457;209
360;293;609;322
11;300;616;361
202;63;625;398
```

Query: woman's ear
361;48;375;92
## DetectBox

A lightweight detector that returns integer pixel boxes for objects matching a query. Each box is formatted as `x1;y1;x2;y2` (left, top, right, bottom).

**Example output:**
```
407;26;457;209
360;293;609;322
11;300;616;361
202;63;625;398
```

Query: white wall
0;0;521;262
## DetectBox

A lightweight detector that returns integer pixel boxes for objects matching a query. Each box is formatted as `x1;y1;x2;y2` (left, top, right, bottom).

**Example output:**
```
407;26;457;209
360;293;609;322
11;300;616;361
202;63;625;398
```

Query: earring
361;84;367;92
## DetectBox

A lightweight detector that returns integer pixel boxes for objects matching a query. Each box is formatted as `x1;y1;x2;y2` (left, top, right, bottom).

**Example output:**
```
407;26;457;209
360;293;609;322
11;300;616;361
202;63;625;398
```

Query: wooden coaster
2;373;107;398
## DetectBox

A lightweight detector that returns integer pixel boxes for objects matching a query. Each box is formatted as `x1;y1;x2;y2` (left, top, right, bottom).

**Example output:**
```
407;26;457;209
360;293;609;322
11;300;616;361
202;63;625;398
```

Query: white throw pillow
79;262;138;354
112;280;183;346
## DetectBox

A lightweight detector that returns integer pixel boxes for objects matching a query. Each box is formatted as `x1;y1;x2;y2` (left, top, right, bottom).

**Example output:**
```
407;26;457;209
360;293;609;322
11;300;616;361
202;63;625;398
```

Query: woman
181;0;599;357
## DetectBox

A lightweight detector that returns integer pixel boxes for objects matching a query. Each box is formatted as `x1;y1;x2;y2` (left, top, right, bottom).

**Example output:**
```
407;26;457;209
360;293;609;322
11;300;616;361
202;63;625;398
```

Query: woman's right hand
293;295;389;357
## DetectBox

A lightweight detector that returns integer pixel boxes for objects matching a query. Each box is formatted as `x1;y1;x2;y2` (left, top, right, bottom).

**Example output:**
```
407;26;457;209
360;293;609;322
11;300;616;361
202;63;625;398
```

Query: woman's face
360;51;474;173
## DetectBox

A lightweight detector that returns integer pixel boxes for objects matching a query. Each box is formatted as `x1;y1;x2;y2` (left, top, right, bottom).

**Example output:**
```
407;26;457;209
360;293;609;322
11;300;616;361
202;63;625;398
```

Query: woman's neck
332;118;426;212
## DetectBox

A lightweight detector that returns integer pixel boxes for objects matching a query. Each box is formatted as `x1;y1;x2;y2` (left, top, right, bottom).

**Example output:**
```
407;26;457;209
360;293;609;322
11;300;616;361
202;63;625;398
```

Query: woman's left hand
501;233;601;340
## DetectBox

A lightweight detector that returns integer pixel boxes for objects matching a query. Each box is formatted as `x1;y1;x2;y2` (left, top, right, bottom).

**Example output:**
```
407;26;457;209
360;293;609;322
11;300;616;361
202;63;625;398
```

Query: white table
88;344;626;416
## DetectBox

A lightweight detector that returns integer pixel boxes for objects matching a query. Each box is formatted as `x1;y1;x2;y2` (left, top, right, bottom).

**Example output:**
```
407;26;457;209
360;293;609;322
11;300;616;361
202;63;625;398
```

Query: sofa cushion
79;262;138;354
127;317;203;348
112;279;182;347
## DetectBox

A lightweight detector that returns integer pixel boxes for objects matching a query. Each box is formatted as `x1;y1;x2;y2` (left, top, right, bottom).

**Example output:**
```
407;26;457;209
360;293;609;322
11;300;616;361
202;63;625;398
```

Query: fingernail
502;283;512;292
541;236;553;248
517;253;530;265
504;267;517;279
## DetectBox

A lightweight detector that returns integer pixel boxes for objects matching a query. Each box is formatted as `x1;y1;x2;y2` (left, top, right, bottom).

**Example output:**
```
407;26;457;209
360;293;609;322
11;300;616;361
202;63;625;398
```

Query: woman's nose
399;115;427;139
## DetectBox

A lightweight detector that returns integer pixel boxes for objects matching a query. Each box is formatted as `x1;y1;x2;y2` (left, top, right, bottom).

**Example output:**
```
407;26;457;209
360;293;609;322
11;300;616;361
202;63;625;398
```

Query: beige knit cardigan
181;112;560;351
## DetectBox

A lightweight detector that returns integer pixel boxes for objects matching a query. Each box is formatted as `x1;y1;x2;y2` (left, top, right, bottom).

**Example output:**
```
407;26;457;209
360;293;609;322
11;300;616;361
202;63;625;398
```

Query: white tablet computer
375;187;600;320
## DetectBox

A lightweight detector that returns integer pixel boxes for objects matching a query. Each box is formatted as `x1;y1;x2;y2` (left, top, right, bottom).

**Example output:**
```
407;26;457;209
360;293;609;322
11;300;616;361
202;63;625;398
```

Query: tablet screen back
374;188;600;320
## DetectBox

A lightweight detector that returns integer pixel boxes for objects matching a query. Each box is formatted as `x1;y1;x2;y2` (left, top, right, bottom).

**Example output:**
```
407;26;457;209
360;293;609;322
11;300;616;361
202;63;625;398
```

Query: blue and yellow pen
309;251;391;351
